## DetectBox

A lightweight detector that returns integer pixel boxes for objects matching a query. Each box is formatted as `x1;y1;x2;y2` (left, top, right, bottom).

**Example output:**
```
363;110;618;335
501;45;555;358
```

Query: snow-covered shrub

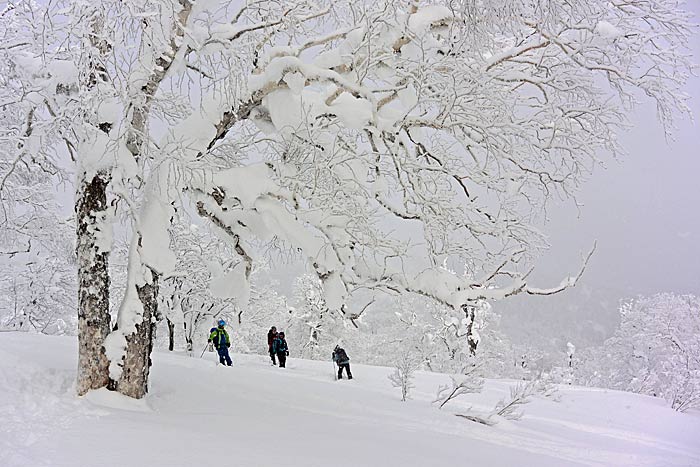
453;373;559;426
532;373;561;402
434;366;484;409
489;380;538;421
509;344;548;381
388;352;423;402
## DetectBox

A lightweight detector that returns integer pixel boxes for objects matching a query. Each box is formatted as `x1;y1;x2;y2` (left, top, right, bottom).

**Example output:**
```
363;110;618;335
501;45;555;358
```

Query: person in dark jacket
272;331;289;368
332;345;352;380
208;320;232;366
267;326;278;365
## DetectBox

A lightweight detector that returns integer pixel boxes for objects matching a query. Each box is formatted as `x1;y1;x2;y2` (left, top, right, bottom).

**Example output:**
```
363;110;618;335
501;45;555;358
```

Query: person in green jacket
209;320;232;366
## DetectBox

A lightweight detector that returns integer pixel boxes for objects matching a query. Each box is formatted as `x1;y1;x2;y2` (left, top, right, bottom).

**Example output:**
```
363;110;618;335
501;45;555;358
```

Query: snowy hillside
2;333;699;467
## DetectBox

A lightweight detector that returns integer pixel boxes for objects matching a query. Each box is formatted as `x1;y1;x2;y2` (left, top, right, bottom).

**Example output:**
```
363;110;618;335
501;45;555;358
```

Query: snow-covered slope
1;333;698;467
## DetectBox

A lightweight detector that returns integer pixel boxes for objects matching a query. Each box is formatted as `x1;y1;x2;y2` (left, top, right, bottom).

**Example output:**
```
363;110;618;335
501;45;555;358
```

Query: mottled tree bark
184;321;193;353
76;173;111;396
167;317;175;352
115;270;159;398
461;303;478;357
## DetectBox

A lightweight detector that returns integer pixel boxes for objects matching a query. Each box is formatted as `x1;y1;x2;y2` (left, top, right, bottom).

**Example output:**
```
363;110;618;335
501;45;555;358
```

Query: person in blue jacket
208;320;232;366
272;331;289;368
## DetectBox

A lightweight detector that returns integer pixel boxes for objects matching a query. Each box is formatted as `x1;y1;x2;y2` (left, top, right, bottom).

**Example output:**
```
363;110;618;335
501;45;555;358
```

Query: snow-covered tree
358;295;449;371
1;0;695;398
286;274;348;359
157;220;230;353
362;294;514;377
576;294;700;412
233;283;288;354
0;1;77;335
0;241;77;335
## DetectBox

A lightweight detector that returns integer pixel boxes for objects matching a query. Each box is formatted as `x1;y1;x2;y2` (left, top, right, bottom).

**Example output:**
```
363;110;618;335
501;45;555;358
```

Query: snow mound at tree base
1;333;698;467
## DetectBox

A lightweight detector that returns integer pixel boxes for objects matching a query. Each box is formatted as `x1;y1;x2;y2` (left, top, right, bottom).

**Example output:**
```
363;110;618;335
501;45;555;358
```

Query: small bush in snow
489;380;537;421
434;366;484;409
388;353;422;402
453;373;559;425
488;374;561;421
531;372;562;402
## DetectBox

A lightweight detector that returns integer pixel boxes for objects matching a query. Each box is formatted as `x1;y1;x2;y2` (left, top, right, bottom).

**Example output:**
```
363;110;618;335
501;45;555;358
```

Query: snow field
1;333;699;467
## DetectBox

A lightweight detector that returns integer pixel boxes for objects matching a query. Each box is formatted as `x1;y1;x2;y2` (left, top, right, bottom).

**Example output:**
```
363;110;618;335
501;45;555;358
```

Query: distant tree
0;239;77;335
374;294;514;377
158;220;229;353
575;294;700;412
287;274;349;359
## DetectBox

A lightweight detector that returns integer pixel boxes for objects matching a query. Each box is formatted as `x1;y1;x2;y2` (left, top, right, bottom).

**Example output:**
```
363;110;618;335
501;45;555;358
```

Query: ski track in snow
1;333;699;467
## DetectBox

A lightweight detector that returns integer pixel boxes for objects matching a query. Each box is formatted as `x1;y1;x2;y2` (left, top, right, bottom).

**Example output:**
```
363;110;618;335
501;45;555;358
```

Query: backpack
334;348;349;363
273;337;287;353
210;328;229;347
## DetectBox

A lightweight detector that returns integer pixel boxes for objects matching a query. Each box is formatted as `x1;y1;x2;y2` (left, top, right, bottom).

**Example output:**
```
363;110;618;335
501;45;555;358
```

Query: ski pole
332;360;337;380
200;343;208;358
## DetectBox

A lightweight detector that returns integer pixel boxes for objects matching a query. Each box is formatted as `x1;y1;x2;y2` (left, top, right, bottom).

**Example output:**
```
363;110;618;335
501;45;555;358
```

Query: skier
332;345;352;380
267;326;278;365
208;319;232;366
272;331;289;368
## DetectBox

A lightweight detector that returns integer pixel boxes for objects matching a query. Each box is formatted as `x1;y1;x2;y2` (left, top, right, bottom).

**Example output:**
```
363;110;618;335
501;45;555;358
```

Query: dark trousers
337;363;352;379
277;352;287;368
217;346;232;366
269;348;276;364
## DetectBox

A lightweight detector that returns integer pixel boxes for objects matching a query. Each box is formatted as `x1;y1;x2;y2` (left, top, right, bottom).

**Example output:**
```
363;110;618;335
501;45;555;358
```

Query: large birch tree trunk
76;173;111;395
74;10;115;397
106;1;194;398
